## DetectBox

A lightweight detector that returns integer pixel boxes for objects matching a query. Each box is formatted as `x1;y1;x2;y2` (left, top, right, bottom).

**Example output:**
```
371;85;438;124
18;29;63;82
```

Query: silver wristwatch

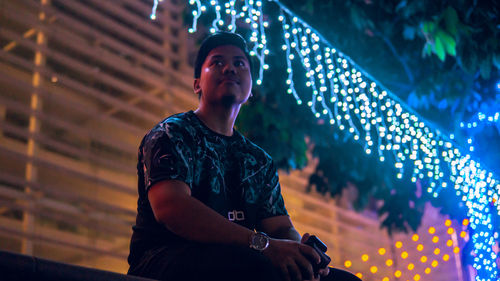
249;231;270;251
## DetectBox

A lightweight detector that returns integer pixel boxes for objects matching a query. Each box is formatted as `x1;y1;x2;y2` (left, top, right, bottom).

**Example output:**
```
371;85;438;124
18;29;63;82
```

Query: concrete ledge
0;250;156;281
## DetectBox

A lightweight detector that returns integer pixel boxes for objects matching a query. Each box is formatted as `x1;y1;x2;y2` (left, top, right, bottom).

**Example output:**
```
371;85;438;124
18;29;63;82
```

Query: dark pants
128;242;361;281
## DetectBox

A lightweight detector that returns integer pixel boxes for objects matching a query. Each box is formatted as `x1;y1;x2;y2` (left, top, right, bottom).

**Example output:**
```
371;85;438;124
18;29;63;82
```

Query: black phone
304;235;331;276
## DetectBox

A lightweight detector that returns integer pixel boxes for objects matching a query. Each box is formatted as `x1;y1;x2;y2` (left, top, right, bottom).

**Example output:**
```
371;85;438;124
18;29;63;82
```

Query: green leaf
443;6;459;36
480;58;491;79
457;49;477;73
403;25;416;40
438;30;456;56
395;0;407;12
493;53;500;69
434;37;446;61
422;21;436;34
422;42;432;57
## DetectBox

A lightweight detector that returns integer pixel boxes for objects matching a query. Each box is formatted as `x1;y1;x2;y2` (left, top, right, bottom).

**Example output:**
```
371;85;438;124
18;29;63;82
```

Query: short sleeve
141;127;193;193
257;161;288;220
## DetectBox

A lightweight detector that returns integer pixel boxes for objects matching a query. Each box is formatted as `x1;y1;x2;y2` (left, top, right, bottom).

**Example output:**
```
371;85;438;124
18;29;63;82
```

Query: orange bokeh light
378;248;386;255
362;254;369;262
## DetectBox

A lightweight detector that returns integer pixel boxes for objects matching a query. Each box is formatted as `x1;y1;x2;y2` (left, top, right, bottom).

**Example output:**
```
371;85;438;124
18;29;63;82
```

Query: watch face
251;232;269;251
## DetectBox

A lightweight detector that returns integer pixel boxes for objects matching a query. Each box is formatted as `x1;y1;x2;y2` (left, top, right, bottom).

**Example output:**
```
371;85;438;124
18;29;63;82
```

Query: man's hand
301;233;330;281
262;238;320;281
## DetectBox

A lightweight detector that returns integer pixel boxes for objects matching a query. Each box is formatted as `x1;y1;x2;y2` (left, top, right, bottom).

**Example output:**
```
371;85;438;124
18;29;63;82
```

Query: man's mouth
220;78;239;84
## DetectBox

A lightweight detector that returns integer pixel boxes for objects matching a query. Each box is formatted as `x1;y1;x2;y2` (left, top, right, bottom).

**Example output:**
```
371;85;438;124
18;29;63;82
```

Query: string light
149;1;499;279
345;219;466;280
460;112;500;130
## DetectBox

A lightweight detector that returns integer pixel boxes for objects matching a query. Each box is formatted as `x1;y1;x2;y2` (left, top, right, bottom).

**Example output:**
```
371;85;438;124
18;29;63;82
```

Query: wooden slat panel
54;0;169;60
0;143;135;195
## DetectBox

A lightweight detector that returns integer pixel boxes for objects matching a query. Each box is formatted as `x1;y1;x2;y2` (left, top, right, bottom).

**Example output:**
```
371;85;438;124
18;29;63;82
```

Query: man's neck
194;104;241;136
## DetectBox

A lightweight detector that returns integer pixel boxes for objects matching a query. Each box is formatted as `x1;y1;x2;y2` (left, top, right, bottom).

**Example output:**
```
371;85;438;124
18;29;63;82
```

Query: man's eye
213;60;223;66
235;61;245;67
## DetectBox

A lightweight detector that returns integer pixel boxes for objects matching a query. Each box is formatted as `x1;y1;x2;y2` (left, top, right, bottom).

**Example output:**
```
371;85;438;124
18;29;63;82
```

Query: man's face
194;45;252;106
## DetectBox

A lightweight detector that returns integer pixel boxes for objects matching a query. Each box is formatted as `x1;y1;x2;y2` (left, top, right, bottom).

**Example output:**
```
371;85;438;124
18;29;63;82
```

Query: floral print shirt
128;111;287;266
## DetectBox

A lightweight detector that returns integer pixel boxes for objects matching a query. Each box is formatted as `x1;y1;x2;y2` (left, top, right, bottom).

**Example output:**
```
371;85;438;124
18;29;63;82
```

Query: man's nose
222;62;236;74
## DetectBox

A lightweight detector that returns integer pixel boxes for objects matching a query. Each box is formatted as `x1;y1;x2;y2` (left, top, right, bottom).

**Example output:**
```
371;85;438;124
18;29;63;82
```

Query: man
127;31;360;281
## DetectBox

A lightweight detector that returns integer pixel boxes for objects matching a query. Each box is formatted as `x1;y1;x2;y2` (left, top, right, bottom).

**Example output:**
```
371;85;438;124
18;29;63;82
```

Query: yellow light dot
382;277;389;281
447;227;454;235
428;227;436;234
356;273;363;279
453;246;460;254
395;270;402;278
420;256;428;263
386;259;393;267
412;234;419;241
462;219;469;226
460;231;467;238
395;241;403;248
370;266;378;274
408;263;415;270
401;251;409;259
344;260;352;268
417;244;424;251
443;254;450;261
434;248;440;255
378;248;386;255
446;239;453;247
362;254;369;262
414;274;421;281
425;268;431;274
431;260;438;267
445;219;452;226
432;236;439;243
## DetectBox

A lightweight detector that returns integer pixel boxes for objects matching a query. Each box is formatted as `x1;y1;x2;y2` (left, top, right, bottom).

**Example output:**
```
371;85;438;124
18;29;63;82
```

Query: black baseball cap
194;31;253;78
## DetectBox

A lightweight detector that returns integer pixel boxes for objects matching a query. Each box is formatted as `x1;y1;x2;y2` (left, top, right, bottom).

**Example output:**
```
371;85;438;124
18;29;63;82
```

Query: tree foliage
236;0;499;235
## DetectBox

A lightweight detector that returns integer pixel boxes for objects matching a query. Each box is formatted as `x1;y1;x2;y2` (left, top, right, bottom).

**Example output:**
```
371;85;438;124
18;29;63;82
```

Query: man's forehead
206;45;248;60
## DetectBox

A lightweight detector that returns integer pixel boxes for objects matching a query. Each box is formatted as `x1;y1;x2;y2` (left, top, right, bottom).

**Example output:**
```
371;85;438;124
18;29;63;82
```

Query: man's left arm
258;215;301;241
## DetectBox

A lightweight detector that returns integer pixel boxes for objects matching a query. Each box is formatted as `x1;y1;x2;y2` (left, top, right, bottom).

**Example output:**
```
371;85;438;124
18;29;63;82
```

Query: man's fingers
287;262;303;281
280;264;291;281
299;244;321;264
318;266;330;276
295;254;315;280
301;232;310;244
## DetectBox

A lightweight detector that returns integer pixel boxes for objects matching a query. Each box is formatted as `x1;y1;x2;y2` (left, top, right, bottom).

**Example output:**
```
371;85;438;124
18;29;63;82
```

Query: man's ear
193;78;202;96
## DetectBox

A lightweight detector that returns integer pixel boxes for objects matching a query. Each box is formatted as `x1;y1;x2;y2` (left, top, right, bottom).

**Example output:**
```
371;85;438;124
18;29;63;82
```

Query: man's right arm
148;179;321;281
148;179;254;246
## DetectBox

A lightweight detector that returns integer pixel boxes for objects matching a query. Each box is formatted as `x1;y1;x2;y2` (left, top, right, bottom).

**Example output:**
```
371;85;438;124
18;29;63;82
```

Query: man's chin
220;94;238;106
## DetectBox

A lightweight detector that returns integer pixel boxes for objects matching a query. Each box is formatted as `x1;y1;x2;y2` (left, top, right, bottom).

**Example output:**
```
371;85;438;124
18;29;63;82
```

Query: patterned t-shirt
128;111;288;266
